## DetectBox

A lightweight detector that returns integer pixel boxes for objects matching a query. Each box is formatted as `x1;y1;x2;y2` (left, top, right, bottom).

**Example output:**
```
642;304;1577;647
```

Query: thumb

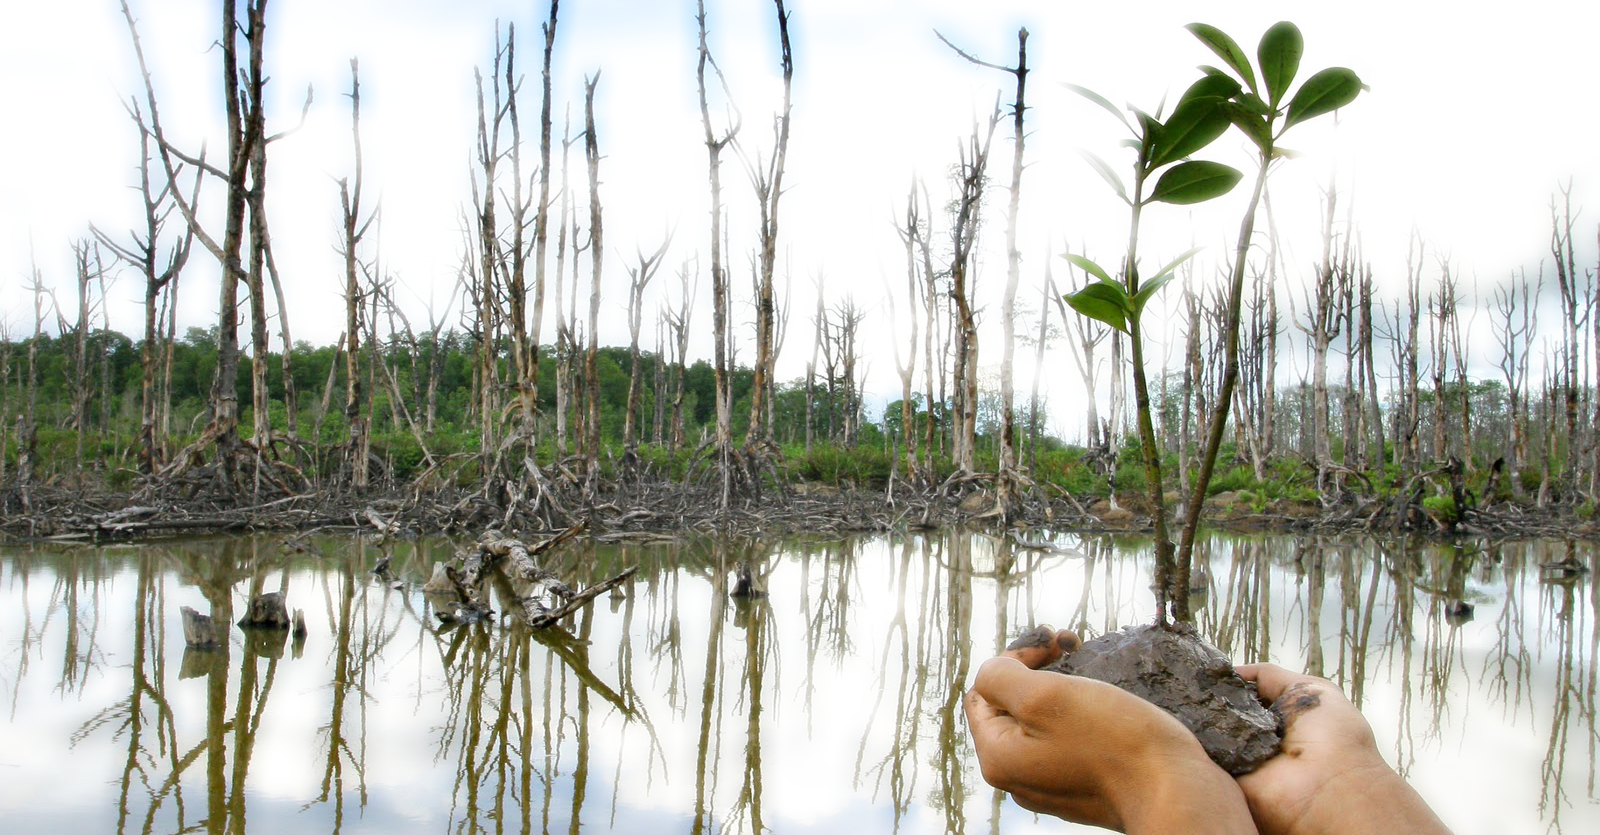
1003;625;1081;669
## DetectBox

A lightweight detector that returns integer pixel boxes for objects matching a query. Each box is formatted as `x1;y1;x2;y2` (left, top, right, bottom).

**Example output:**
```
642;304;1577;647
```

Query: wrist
1110;748;1256;835
1291;762;1450;835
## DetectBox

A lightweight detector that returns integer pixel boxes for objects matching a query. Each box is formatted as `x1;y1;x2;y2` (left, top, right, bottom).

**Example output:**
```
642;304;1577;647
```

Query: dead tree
1052;258;1108;454
741;0;793;451
947;108;1001;474
582;73;605;493
122;0;301;496
338;60;375;490
624;235;672;470
939;28;1030;513
553;111;578;457
1550;185;1584;500
1297;185;1347;495
890;183;923;480
1492;267;1538;493
1356;260;1383;471
15;270;50;510
916;184;943;469
468;34;510;462
804;273;825;454
67;241;103;470
1023;280;1050;475
696;0;742;509
0;323;10;488
1427;259;1461;464
666;258;697;454
530;0;562;443
500;25;538;457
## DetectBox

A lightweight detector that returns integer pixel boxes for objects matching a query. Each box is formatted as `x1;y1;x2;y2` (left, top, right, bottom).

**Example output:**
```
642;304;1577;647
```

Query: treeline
0;324;922;483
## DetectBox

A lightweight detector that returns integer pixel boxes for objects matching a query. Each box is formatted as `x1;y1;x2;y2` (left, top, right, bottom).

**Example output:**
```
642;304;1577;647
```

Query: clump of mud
1044;623;1281;774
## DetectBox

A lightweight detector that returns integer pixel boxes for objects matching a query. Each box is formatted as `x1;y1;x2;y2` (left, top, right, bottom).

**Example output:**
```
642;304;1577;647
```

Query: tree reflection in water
1;530;1596;834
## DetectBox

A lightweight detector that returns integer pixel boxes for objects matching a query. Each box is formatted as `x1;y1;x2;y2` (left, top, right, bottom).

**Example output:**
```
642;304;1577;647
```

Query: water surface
0;530;1594;834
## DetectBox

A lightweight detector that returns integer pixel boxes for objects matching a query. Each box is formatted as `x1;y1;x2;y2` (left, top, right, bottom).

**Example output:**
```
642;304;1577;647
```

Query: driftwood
429;521;636;628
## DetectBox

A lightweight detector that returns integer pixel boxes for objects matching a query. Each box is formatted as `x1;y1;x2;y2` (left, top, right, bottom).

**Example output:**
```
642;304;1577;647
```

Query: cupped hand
965;626;1254;834
1235;663;1450;835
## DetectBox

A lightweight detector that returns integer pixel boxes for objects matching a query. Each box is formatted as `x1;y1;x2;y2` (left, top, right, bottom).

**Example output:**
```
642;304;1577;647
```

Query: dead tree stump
181;606;221;648
237;592;291;629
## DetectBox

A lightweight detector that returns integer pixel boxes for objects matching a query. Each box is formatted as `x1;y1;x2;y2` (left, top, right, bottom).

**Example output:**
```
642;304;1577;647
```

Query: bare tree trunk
744;0;793;449
668;258;695;454
554;113;576;458
652;313;667;445
530;1;562;445
339;60;372;490
891;185;922;478
1428;261;1458;464
804;274;823;455
948;109;1000;474
1551;185;1582;500
1299;185;1344;494
470;40;509;461
502;25;538;452
914;185;942;473
239;3;280;488
1360;262;1384;471
697;0;739;508
583;73;605;489
18;270;48;508
70;241;95;470
1026;271;1052;475
624;238;670;465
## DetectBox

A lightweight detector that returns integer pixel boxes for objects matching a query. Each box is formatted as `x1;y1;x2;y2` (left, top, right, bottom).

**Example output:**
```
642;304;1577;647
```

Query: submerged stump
181;605;221;649
1043;623;1281;775
237;591;291;630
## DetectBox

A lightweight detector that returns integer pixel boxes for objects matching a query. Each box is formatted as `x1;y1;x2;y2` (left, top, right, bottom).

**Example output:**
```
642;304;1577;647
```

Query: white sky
2;1;1598;437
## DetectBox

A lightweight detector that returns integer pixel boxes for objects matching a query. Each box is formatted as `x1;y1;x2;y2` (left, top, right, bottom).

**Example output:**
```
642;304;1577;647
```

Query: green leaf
1150;94;1232;169
1132;272;1177;316
1186;23;1258;94
1077;149;1130;204
1284;67;1364;128
1177;72;1243;108
1221;101;1273;154
1064;83;1132;132
1258;21;1303;107
1066;282;1130;333
1063;252;1115;285
1148;160;1243;205
1150;245;1206;283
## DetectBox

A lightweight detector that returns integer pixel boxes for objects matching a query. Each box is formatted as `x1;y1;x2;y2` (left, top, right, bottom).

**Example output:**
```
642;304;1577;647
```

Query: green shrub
1206;463;1256;496
1421;494;1458;523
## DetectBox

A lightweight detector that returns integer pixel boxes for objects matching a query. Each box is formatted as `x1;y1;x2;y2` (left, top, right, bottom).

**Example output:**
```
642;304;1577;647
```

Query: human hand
965;626;1256;834
1235;663;1450;835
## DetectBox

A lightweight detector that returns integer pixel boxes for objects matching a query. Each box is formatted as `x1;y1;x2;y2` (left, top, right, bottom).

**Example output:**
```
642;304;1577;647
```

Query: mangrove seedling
1064;21;1363;624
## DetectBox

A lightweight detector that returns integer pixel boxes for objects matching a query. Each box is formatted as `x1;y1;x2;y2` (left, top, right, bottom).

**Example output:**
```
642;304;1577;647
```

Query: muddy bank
2;475;1597;543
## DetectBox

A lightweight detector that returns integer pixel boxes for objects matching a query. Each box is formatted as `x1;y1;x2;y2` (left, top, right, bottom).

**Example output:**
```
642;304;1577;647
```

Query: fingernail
1006;624;1055;651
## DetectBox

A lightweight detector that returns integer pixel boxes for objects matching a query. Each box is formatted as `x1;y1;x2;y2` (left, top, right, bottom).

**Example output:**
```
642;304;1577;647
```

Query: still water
0;530;1594;835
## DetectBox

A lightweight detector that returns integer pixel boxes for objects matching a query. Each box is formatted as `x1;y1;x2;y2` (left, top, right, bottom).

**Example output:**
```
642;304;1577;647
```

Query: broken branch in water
426;520;634;628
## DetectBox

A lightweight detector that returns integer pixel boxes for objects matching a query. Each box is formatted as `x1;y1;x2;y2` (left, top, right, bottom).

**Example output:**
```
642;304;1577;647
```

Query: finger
972;656;1067;719
1004;626;1081;668
1234;662;1300;701
964;686;1023;759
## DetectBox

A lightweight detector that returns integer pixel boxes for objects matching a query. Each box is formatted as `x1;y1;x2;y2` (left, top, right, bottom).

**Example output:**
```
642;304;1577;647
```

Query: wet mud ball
1043;623;1282;775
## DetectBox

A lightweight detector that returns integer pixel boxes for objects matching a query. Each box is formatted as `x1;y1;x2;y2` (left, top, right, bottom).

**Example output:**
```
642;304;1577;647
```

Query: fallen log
429;521;634;628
